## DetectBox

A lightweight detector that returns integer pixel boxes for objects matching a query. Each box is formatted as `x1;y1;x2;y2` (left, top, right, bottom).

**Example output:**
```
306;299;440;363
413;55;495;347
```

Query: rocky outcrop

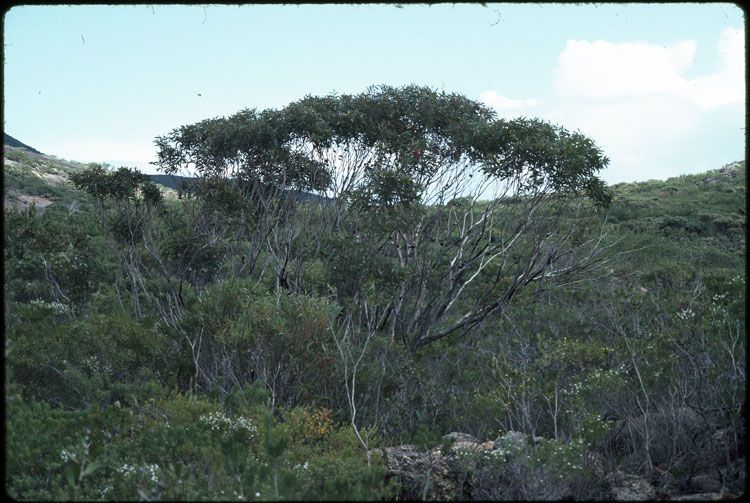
442;432;478;444
605;471;657;501
3;194;54;212
381;431;572;500
380;431;744;501
494;430;543;449
382;444;458;500
380;432;502;499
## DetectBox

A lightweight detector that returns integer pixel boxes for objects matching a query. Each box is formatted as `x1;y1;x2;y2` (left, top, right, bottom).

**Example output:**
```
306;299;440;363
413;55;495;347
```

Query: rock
440;433;497;457
450;440;494;454
382;445;458;500
479;441;495;451
443;432;478;444
495;431;527;449
605;471;657;501
451;441;482;453
691;474;722;493
718;162;741;178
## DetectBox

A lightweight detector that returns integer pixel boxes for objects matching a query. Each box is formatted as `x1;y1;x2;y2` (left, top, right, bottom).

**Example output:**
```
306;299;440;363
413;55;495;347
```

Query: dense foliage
153;85;612;353
3;88;745;501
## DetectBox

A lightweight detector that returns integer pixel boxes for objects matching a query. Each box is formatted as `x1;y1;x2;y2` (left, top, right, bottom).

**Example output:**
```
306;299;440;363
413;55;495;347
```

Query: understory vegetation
4;86;745;500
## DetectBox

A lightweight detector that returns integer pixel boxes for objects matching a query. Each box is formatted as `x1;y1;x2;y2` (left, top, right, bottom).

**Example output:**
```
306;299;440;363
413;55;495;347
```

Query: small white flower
199;411;257;435
118;463;137;477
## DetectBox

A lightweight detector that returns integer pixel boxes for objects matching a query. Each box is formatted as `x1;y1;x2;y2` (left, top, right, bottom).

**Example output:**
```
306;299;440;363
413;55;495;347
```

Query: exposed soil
4;194;54;211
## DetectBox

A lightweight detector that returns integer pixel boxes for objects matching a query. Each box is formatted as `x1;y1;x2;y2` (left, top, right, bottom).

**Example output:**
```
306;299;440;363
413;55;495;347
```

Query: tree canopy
153;85;612;351
154;84;611;208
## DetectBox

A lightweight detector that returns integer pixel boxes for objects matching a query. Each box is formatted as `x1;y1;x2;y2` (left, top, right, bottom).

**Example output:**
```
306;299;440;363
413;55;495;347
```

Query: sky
3;3;746;184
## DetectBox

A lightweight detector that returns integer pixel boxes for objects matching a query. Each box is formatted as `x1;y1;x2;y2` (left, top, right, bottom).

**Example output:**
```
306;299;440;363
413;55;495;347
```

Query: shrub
183;279;340;406
7;309;170;408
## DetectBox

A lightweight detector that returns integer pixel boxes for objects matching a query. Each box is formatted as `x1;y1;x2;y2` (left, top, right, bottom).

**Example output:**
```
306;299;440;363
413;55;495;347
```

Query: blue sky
3;3;745;183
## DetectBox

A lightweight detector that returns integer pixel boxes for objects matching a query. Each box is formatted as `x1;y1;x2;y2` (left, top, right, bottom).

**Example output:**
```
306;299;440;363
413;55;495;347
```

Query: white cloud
542;27;745;182
680;28;745;110
479;91;538;115
553;28;744;110
554;39;696;99
540;95;700;182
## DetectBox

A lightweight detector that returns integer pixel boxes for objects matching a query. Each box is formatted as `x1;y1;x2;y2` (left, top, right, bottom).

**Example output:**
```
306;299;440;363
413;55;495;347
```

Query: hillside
3;145;90;211
2;146;332;210
4;154;745;501
606;161;745;280
4;133;42;154
144;172;198;191
2;146;182;211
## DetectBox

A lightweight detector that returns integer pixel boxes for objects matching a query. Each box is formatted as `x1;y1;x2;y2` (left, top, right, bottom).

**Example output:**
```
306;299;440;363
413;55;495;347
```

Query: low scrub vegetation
4;86;745;500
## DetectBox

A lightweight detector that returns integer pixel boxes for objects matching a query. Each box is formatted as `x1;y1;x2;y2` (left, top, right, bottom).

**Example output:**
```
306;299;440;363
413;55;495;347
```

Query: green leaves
154;84;609;213
70;166;162;206
350;169;422;211
71;458;100;483
263;413;289;459
478;118;611;207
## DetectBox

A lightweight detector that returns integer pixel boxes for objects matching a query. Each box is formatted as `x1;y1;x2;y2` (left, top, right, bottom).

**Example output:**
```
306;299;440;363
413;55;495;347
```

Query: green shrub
184;279;340;405
7;309;170;408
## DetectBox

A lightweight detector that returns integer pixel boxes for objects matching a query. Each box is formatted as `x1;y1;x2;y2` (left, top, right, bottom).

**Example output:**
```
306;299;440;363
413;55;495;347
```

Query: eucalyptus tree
155;109;331;295
69;166;165;319
154;84;612;352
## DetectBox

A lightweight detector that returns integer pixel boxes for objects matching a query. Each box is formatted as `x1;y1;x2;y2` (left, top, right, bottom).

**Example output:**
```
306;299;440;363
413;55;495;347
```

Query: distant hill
2;143;331;207
3;142;92;211
604;160;745;282
145;173;332;204
4;133;42;154
145;174;198;192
